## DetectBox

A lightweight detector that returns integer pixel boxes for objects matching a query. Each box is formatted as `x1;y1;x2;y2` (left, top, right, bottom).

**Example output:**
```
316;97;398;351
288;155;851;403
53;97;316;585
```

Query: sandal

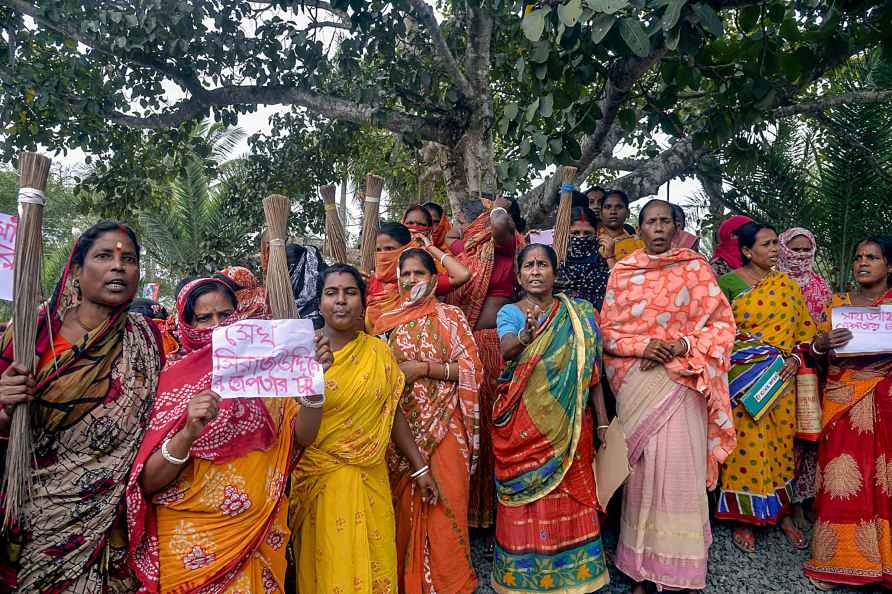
732;526;755;553
781;519;809;550
808;577;835;591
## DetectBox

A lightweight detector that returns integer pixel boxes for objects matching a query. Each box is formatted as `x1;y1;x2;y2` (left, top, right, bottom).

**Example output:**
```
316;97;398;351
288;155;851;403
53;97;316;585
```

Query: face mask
568;235;598;259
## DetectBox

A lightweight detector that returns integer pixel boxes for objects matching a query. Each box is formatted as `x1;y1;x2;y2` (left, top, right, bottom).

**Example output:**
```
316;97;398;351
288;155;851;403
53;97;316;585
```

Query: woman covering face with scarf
710;214;753;277
777;228;832;323
376;248;482;594
558;206;611;310
366;221;470;336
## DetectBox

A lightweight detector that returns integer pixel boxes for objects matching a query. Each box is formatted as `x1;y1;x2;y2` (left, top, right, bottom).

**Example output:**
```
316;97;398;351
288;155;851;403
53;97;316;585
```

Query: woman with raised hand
490;243;610;594
127;276;333;592
804;236;892;591
366;222;470;336
715;222;817;553
378;248;482;594
601;200;736;593
291;264;439;594
446;196;526;529
0;222;163;591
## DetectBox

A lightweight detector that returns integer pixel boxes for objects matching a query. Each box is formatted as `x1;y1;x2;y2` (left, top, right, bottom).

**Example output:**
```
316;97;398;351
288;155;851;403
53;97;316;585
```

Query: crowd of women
0;188;889;594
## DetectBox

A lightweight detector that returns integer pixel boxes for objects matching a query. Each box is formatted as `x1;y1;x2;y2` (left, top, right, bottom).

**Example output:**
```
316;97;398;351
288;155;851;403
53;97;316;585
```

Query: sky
39;3;705;232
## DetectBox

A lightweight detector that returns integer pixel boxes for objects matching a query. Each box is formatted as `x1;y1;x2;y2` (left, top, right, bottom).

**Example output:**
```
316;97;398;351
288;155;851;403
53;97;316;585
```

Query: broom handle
552;166;577;264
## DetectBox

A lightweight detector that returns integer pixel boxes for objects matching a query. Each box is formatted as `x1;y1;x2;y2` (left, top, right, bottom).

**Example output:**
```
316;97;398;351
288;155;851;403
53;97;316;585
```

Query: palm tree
139;154;255;284
713;52;892;290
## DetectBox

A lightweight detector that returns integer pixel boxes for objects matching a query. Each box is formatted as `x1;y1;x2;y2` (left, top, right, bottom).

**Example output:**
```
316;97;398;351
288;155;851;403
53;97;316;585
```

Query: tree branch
406;0;475;100
612;138;705;198
573;49;667;173
106;84;456;145
773;90;892;118
0;0;205;96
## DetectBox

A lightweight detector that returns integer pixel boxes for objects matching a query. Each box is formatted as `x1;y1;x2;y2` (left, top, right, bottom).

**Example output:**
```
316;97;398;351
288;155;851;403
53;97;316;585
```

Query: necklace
73;307;99;333
740;265;769;287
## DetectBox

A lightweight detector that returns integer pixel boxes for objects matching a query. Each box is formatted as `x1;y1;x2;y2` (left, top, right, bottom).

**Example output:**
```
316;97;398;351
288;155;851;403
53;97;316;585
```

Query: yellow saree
154;399;297;593
290;332;406;594
716;270;816;525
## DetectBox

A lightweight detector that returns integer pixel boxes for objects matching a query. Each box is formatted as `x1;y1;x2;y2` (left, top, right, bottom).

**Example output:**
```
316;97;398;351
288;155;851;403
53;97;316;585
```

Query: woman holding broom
446;196;525;529
0;222;163;592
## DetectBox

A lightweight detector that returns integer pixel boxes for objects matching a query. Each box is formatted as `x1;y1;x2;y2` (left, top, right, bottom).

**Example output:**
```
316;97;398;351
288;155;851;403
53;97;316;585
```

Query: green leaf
521;8;548;42
738;5;760;32
515;57;525;80
109;11;122;24
587;0;629;14
665;25;681;50
558;0;583;27
533;131;548;149
125;13;139;27
539;94;554;117
661;0;686;31
530;42;550;63
618;108;637;131
619;18;649;57
590;13;615;44
525;97;540;122
548;138;563;154
504;102;520;121
691;3;723;37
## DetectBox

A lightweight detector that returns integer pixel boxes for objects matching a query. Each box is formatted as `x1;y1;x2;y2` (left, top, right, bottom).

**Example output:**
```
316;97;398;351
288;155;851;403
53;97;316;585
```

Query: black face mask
567;235;598;259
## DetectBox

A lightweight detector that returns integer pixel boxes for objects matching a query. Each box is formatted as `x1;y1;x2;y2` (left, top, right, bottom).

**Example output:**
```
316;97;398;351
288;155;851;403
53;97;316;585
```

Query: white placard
0;213;16;301
832;305;892;356
211;319;324;398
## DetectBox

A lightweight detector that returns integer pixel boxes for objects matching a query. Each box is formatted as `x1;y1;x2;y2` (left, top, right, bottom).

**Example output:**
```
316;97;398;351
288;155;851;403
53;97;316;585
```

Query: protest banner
0;213;16;301
832;305;892;356
212;319;324;398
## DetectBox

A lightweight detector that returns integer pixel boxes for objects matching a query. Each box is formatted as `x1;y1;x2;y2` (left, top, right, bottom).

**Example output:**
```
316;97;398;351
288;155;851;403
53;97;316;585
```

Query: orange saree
387;293;481;594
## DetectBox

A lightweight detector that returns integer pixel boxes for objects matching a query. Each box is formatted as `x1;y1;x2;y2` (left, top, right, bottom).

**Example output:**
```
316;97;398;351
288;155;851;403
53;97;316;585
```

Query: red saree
446;211;524;528
804;289;892;587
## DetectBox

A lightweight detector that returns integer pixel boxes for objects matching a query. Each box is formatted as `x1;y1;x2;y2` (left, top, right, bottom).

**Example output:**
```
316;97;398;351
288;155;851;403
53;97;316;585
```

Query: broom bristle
359;173;382;274
366;174;384;199
262;194;298;320
321;185;348;264
3;152;51;530
552;166;578;263
18;153;51;191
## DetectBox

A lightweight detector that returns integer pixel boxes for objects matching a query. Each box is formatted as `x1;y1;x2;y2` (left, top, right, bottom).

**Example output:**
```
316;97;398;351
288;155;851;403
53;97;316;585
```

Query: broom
262;195;299;320
552;166;577;264
3;152;51;530
321;184;348;264
359;173;383;275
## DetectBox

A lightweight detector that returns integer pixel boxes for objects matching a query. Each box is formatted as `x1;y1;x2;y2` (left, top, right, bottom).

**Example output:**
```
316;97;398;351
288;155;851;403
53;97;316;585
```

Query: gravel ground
470;522;869;593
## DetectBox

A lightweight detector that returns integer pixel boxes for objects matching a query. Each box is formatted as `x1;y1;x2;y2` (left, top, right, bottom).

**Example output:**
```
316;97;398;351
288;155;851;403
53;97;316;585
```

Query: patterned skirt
469;328;502;529
491;417;608;594
804;375;892;587
716;385;796;525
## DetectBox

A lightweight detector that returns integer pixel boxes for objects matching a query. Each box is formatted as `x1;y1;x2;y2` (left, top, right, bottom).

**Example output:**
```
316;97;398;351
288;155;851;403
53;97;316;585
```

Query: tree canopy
1;0;891;226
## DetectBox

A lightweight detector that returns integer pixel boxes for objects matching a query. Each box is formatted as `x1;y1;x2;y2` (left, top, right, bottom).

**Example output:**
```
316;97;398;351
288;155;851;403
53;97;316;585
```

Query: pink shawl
600;249;737;489
777;227;832;323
